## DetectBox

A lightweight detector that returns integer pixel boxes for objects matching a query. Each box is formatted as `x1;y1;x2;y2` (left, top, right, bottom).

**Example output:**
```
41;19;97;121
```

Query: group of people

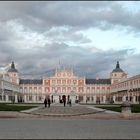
44;97;51;108
44;96;72;107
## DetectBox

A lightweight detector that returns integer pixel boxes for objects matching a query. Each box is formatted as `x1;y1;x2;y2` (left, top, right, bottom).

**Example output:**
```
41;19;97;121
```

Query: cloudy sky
0;1;140;78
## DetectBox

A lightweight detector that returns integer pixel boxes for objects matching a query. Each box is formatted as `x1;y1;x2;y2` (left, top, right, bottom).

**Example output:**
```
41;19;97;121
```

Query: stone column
122;96;126;102
93;95;96;103
113;95;116;102
133;96;136;104
83;95;86;103
33;95;36;103
15;94;18;103
24;95;27;103
103;96;106;104
6;95;9;102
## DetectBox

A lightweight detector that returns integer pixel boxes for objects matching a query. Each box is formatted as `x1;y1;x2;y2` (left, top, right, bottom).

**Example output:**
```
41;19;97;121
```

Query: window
86;97;90;101
73;80;77;84
45;80;50;85
39;96;42;101
62;80;66;84
79;87;83;92
57;80;61;84
39;87;42;93
34;87;37;93
20;87;23;93
62;87;66;92
73;87;76;91
52;80;55;84
29;96;32;101
24;87;27;93
102;87;105;90
57;87;60;92
29;87;32;93
67;80;71;84
68;87;71;91
52;87;55;92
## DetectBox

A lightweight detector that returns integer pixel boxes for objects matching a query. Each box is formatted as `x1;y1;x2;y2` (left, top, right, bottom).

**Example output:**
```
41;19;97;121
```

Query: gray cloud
0;1;140;79
0;1;140;32
0;39;136;79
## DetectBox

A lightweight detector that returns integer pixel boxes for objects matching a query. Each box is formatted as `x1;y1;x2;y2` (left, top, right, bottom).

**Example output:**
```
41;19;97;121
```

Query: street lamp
1;80;4;102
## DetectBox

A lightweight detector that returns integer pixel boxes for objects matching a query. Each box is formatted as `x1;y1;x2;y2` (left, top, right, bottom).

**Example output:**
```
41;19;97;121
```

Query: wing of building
0;61;140;104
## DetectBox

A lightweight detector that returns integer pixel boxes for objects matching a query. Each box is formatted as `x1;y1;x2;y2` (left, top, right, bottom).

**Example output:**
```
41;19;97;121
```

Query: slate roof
112;68;124;73
86;79;111;85
8;61;18;73
112;61;124;73
19;79;43;84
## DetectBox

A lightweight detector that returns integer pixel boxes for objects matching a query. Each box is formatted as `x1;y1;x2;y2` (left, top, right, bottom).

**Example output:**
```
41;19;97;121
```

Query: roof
112;66;124;72
19;79;43;84
112;61;124;73
86;79;111;85
8;61;18;73
8;68;18;73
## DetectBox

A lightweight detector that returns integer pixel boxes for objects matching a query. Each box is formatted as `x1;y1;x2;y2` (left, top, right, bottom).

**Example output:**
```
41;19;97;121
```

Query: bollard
121;101;132;119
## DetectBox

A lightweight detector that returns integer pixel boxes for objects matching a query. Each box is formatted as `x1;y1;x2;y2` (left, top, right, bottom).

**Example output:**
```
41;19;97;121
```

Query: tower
110;61;127;84
7;61;19;85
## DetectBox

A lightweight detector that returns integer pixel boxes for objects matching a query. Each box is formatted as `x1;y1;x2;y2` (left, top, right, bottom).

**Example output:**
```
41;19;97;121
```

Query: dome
8;61;18;73
112;61;124;73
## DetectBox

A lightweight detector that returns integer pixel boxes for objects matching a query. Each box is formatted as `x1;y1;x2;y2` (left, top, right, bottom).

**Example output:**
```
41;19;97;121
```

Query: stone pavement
23;103;107;117
0;103;140;120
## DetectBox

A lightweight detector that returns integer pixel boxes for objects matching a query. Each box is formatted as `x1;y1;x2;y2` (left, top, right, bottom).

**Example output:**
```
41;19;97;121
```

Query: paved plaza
0;103;140;139
0;103;140;120
0;119;140;139
25;103;106;116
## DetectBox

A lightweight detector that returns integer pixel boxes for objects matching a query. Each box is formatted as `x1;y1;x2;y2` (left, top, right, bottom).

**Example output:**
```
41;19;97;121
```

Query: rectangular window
24;87;27;93
39;87;42;93
29;87;32;93
67;80;71;84
52;80;55;84
34;87;37;93
29;96;32;101
57;80;61;84
73;80;77;85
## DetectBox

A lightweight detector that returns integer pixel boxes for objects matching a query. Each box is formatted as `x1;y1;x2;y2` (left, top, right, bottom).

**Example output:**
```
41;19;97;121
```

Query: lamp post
1;80;4;102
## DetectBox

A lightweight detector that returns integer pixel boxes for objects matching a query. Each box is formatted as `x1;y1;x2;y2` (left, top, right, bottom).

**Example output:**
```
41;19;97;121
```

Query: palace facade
0;61;140;104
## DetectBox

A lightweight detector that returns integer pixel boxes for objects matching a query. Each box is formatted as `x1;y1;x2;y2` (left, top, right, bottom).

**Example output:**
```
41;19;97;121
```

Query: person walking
62;95;66;107
63;98;66;107
44;98;47;108
47;97;51;108
69;99;72;107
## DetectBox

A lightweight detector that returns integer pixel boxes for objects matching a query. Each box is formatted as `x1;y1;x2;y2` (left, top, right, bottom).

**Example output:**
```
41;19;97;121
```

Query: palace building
0;61;140;104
